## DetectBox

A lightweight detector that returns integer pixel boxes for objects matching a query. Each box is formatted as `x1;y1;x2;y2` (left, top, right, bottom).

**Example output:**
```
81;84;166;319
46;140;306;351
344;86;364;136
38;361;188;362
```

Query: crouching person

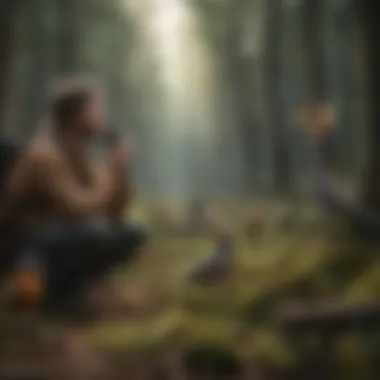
1;77;146;313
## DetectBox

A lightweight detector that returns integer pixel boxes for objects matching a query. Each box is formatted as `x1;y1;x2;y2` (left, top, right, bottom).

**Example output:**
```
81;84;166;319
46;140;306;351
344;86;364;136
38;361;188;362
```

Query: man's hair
48;76;100;128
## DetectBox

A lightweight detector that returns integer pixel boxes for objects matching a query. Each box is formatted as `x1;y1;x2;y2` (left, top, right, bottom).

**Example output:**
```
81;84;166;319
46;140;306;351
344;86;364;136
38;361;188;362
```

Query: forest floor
1;199;380;379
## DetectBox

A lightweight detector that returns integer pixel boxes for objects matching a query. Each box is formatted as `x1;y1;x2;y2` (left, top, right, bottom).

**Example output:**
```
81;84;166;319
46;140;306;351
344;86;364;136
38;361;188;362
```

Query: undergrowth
2;200;380;378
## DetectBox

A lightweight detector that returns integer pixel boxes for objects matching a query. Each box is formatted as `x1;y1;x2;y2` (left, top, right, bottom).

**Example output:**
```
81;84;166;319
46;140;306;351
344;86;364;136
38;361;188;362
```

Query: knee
80;219;119;248
127;223;147;246
25;221;109;255
23;226;63;253
113;222;148;249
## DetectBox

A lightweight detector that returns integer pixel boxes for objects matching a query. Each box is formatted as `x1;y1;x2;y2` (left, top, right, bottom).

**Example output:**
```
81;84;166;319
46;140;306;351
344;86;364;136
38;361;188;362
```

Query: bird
188;231;234;285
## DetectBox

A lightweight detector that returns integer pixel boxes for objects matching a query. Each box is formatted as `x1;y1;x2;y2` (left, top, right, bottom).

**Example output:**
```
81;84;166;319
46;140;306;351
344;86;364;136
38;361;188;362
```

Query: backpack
0;138;20;196
0;138;22;276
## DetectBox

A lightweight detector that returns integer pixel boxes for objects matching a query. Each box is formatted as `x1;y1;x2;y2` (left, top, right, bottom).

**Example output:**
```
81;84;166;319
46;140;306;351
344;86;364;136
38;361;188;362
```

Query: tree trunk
57;0;82;74
308;0;380;238
225;0;259;192
19;0;54;136
333;2;356;173
0;0;20;131
300;0;327;102
300;0;336;167
263;0;290;195
354;0;380;213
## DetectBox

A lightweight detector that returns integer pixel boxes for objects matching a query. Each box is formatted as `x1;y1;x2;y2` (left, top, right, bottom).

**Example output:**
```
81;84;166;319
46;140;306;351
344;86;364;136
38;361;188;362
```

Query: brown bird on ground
188;231;234;285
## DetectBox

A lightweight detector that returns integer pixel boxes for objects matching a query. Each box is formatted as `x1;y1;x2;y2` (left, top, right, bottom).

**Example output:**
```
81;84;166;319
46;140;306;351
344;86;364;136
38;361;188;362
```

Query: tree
330;0;357;172
353;0;380;213
0;1;21;131
224;0;261;192
8;0;139;137
56;0;83;74
19;0;57;135
191;0;264;193
301;0;380;238
299;0;337;167
263;0;291;195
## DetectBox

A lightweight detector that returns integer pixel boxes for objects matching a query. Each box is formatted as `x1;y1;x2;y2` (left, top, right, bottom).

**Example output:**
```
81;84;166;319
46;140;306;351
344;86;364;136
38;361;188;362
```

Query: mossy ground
1;199;380;378
89;201;380;370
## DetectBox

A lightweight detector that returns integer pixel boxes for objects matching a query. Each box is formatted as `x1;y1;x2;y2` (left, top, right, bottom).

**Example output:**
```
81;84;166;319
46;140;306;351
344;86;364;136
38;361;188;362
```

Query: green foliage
335;334;376;380
80;201;380;375
2;201;379;377
346;263;380;301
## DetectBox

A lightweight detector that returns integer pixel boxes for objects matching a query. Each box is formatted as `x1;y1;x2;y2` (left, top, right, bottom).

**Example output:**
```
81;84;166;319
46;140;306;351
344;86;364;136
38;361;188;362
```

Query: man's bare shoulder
23;138;62;167
91;161;109;184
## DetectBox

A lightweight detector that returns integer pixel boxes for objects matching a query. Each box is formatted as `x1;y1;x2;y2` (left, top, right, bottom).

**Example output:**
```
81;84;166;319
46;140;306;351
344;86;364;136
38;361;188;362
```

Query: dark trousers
17;219;147;304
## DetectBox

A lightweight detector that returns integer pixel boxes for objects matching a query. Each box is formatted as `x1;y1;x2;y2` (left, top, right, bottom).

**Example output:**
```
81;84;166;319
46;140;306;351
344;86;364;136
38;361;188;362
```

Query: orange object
15;270;44;306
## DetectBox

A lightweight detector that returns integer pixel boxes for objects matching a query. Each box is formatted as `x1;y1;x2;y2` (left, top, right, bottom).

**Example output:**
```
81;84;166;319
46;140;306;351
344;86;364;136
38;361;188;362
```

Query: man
301;104;380;238
1;77;145;313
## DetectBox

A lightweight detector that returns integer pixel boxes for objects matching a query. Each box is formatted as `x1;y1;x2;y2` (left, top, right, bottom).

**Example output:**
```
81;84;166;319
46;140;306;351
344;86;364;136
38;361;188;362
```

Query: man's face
78;90;108;137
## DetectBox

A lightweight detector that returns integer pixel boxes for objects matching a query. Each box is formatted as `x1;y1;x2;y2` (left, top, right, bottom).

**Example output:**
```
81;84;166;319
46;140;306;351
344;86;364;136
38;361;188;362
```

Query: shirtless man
2;77;145;312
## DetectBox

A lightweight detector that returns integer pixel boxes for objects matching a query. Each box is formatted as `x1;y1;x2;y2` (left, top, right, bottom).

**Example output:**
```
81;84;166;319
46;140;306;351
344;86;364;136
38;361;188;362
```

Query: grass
2;199;380;376
83;201;379;361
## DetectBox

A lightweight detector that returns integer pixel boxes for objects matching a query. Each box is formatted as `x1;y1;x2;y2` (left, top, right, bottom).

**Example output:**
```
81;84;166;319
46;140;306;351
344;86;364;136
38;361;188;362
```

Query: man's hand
104;139;133;219
107;139;132;177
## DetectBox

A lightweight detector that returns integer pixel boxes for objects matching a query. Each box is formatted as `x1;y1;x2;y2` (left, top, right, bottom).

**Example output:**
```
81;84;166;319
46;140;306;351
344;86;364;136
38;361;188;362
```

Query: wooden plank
281;300;380;331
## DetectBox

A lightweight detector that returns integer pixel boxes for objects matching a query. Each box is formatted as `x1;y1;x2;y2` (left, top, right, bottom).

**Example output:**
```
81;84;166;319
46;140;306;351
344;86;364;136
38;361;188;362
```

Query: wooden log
281;300;380;333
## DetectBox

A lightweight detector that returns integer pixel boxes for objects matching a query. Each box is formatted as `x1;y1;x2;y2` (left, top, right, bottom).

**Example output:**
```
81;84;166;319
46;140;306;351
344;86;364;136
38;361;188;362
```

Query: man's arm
9;141;112;219
40;148;113;219
104;140;133;220
105;169;133;220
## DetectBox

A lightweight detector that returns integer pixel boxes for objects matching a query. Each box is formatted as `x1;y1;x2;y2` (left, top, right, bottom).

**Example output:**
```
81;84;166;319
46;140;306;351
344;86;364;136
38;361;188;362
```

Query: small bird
188;232;234;285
